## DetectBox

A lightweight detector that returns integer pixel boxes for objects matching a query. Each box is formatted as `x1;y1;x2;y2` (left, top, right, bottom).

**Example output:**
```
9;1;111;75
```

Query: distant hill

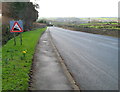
40;17;118;25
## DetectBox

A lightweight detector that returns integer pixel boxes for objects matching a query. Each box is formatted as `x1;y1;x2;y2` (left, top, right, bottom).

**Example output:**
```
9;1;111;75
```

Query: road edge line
48;28;81;91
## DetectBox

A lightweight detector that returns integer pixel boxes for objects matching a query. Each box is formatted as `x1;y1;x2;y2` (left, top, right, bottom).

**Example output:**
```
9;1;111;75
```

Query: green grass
0;47;2;92
89;25;119;29
79;22;119;30
80;22;118;25
2;28;46;90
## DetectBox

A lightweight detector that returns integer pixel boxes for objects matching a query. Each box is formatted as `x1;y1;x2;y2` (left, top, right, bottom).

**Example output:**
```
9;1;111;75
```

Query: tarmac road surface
49;27;118;90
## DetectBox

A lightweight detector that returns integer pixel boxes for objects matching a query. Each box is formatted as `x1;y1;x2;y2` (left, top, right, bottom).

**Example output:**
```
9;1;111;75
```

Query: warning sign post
10;20;23;45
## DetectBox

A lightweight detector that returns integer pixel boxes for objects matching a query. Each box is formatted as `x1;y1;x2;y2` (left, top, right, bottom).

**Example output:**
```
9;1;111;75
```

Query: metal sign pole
20;33;22;45
13;33;16;46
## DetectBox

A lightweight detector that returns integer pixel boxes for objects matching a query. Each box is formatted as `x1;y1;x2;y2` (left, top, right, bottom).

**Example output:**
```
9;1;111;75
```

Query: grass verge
2;28;46;90
0;47;2;92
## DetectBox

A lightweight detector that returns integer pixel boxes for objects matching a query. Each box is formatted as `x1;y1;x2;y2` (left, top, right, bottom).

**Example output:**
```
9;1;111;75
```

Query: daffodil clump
22;50;27;58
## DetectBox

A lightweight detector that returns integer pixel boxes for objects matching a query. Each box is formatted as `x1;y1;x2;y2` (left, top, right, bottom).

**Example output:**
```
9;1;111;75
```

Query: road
49;27;118;90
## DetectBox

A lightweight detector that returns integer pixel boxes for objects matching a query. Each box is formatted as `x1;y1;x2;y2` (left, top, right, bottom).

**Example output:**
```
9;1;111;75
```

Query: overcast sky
31;0;119;18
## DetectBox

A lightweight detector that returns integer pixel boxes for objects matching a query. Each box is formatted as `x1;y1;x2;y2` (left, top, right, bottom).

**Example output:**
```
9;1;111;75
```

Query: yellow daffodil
22;51;26;54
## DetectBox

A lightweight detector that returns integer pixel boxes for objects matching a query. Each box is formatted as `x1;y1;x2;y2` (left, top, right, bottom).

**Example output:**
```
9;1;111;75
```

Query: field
2;28;46;90
80;22;119;30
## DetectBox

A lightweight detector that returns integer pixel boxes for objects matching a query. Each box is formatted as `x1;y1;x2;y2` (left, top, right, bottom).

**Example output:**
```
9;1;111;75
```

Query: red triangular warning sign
10;22;23;32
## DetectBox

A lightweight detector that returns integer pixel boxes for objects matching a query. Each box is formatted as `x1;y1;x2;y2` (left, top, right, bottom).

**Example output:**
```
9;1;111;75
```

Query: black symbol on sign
14;28;19;30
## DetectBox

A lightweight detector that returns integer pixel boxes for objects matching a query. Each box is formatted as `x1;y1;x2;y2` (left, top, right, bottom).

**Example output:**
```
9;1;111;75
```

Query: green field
80;22;119;30
2;28;46;90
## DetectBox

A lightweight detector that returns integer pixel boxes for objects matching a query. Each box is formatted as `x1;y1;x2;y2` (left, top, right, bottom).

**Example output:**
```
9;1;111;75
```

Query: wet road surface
49;27;118;90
